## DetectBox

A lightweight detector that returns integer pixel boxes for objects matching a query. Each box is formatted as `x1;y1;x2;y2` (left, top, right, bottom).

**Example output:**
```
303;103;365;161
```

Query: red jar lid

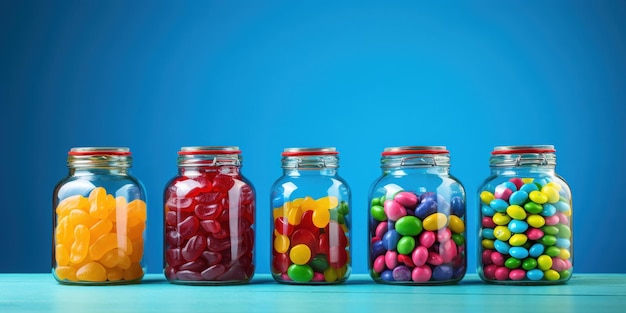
491;145;556;155
178;146;241;155
68;147;131;156
381;146;449;156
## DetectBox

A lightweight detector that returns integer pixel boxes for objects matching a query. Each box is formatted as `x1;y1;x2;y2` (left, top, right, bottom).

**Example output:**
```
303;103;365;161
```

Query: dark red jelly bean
273;252;290;273
200;219;222;233
166;230;182;247
178;216;199;239
212;175;235;192
195;192;223;205
328;246;348;269
182;235;207;261
194;202;222;220
201;264;226;280
206;235;231;252
166;248;185;267
275;217;293;236
180;259;207;272
291;229;317;254
167;196;194;212
202;251;223;266
177;270;203;281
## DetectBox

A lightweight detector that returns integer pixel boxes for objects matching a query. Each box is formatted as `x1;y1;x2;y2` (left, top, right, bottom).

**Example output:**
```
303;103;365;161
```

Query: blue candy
450;196;465;217
482;228;495;240
382;230;401;250
554;201;571;212
556;238;571;248
494;240;511;254
432;265;454;281
520;183;539;194
481;204;496;217
489;199;509;212
541;203;557;217
500;181;518;192
509;247;530;259
527;269;544;281
381;270;395;281
509;190;529;206
529;243;545;258
508;220;529;233
371;240;386;258
415;199;438;219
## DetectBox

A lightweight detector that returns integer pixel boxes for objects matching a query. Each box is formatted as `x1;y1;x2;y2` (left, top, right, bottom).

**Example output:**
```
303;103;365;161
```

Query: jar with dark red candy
270;147;351;284
368;146;467;285
163;146;255;284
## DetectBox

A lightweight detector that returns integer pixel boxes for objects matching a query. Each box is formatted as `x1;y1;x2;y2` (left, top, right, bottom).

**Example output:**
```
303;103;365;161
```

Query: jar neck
67;147;132;174
489;152;556;175
178;165;241;176
381;154;451;174
281;155;339;174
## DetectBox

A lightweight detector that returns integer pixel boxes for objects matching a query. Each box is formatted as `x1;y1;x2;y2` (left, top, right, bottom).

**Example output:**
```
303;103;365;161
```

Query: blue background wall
1;1;625;275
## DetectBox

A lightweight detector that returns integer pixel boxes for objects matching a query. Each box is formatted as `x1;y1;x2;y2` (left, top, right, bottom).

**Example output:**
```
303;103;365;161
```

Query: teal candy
490;199;509;212
520;183;539;193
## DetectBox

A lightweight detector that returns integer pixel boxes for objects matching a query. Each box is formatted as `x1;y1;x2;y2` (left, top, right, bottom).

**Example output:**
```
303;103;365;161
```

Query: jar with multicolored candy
53;147;147;284
270;147;351;284
477;145;573;284
163;146;255;285
368;146;467;284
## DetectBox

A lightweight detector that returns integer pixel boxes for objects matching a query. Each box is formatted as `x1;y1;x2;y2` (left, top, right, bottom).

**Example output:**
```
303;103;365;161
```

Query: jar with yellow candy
53;147;147;284
270;148;351;284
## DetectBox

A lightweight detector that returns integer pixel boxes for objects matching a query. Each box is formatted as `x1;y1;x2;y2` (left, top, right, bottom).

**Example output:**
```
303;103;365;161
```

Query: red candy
164;154;255;284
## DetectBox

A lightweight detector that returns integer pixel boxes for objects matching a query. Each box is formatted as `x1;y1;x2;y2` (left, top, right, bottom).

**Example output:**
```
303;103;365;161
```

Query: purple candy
450;196;465;217
432;264;454;281
415;199;437;219
392;265;412;281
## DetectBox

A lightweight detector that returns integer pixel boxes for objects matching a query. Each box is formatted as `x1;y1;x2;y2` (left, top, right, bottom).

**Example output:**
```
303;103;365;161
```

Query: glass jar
368;146;466;284
52;147;147;284
163;146;255;284
477;145;573;284
270;147;351;284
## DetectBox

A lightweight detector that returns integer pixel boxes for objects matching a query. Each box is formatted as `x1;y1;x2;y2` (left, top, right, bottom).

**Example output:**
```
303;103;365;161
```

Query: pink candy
384;200;407;221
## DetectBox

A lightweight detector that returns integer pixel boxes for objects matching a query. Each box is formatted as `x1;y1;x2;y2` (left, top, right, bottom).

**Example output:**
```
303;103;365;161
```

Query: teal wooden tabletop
1;274;625;312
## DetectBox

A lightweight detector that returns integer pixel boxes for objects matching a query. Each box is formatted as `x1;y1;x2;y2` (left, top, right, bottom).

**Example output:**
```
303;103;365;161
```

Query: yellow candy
55;216;72;247
55;244;70;266
274;234;290;253
506;205;527;220
89;219;113;244
56;195;89;217
273;207;284;220
541;185;560;203
316;196;339;210
287;206;303;226
127;222;146;241
423;213;448;231
479;191;495;205
336;264;348;279
300;196;317;211
89;233;132;260
492;212;511;225
522;178;534;184
123;262;144;281
448;215;465;234
527;215;546;228
289;244;311;265
127;199;147;227
55;266;78;282
69;209;98;228
89;187;109;219
70;225;90;264
100;248;123;268
493;226;512;241
76;262;107;282
107;267;124;281
545;181;562;191
129;238;144;263
312;207;331;228
544;269;560;281
560;248;571;260
324;267;338;282
529;190;548;204
509;234;528;246
481;239;495;249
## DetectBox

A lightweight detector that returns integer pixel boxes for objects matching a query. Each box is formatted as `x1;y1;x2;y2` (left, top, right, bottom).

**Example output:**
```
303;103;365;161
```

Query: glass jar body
477;166;573;284
270;166;352;284
163;164;256;285
53;151;147;285
368;166;467;285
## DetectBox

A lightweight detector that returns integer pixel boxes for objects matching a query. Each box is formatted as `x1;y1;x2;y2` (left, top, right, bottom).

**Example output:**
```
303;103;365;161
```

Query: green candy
524;202;543;214
559;270;572;280
309;254;329;272
397;236;416;255
371;205;386;221
541;225;559;235
452;233;465;246
545;246;561;257
395;216;423;237
339;201;349;215
337;213;345;225
556;224;571;238
287;264;314;282
540;235;557;246
371;198;381;206
505;257;522;269
522;258;538;270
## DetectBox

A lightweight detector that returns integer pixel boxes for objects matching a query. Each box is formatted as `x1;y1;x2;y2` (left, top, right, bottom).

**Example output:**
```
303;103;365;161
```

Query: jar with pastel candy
477;145;573;284
368;146;467;284
270;147;351;284
163;146;255;285
53;147;147;284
